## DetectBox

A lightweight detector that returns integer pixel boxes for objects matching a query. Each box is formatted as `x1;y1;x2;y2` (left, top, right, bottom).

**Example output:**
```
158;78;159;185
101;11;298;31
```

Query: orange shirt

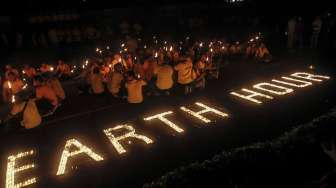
36;85;58;106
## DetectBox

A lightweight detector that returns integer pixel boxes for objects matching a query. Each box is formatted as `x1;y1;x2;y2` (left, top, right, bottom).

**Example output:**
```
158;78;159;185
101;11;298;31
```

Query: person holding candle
2;72;24;103
10;93;41;129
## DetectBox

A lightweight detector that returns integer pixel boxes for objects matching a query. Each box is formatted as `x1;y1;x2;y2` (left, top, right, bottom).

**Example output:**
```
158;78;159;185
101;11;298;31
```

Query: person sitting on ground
174;55;194;95
22;64;37;79
125;71;147;104
47;75;66;102
2;72;24;103
33;75;58;116
5;65;19;80
10;93;41;129
194;56;207;89
255;43;272;63
89;67;105;94
154;60;174;96
107;64;124;97
56;60;71;79
143;57;158;96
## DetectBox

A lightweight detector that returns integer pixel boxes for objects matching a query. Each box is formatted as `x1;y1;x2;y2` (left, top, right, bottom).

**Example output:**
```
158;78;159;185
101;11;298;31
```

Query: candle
11;95;15;103
8;82;12;89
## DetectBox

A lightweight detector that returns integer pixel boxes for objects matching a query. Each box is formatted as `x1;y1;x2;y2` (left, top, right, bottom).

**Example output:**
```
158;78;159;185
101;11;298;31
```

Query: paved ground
0;53;335;187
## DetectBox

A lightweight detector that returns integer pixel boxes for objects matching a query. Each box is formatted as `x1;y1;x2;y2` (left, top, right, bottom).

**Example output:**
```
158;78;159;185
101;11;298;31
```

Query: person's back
48;78;66;100
174;58;193;85
36;84;58;106
108;72;123;95
155;64;173;90
125;79;146;103
90;73;105;94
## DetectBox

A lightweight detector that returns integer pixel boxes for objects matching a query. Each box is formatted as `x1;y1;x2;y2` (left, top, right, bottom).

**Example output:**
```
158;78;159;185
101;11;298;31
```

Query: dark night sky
0;0;333;15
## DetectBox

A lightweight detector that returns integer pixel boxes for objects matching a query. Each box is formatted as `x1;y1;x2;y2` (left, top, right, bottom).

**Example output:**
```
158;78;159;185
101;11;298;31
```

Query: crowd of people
0;34;271;131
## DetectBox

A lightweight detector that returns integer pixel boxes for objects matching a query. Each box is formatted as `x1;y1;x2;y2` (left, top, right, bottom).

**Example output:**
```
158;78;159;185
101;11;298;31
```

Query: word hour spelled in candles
230;72;330;104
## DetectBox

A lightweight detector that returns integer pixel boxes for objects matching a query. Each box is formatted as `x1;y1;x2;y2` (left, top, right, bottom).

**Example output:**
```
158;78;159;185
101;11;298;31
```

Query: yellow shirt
155;65;173;90
90;74;105;94
174;59;194;85
107;72;123;94
11;99;41;129
125;80;146;103
48;78;66;100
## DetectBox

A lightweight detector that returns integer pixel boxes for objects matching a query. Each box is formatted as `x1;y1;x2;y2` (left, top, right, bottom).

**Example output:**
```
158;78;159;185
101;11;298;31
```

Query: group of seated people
0;38;271;131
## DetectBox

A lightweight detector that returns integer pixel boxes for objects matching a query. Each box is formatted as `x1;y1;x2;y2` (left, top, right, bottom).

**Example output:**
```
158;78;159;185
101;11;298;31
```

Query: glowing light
11;95;15;103
56;139;104;176
134;56;137;61
85;60;89;65
144;111;184;133
106;46;110;50
103;124;153;154
71;70;74;73
22;70;26;74
50;67;54;72
8;82;12;89
210;48;213;53
309;65;314;69
253;82;294;95
124;48;128;52
22;84;28;90
164;41;167;44
118;58;122;63
271;77;312;88
291;72;330;82
6;150;36;188
255;36;260;40
169;46;173;52
144;45;147;49
109;64;112;68
82;65;85;69
180;102;228;123
230;88;273;104
155;52;158;58
121;43;125;47
206;57;209;62
96;48;99;52
199;43;203;47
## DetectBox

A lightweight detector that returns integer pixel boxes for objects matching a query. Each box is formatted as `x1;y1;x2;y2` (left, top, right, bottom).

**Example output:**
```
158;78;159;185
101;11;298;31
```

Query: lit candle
11;95;15;103
8;82;12;89
169;46;173;52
